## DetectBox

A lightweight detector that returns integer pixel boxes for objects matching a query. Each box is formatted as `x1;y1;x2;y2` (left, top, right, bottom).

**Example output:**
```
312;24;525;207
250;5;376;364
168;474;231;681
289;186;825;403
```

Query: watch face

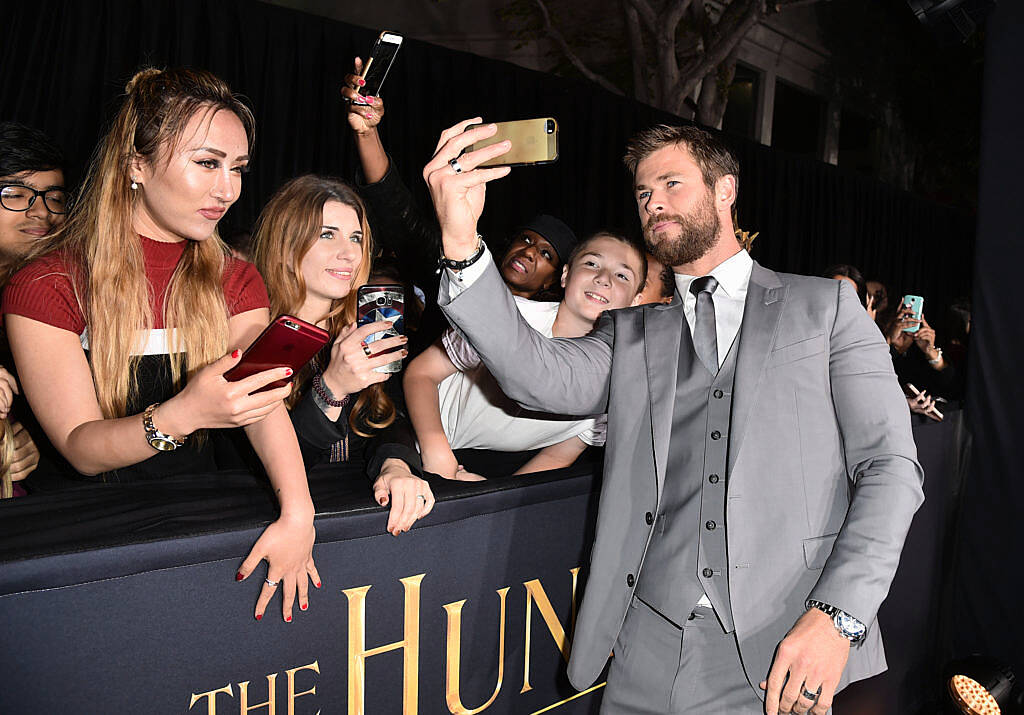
149;437;178;452
835;611;866;640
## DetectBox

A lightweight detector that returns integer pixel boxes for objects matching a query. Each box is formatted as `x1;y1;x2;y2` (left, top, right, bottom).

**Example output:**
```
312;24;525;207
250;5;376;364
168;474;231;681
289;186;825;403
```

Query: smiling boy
403;231;648;479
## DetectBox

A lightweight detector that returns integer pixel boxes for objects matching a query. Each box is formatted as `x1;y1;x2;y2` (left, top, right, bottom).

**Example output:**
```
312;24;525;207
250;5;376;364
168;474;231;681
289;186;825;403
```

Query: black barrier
0;415;966;714
0;466;602;714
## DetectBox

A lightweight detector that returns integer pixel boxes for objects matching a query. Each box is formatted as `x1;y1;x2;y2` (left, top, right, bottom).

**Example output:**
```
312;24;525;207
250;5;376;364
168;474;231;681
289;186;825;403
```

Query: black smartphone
358;31;403;101
356;284;405;373
224;315;330;392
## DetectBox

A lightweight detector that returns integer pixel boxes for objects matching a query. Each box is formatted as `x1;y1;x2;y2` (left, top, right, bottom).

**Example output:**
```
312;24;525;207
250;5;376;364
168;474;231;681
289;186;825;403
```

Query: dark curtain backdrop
2;0;972;311
954;0;1024;683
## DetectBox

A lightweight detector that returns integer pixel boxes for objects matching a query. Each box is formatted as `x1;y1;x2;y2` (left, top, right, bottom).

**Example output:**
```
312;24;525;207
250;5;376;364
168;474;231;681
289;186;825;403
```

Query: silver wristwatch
143;403;187;452
805;599;867;643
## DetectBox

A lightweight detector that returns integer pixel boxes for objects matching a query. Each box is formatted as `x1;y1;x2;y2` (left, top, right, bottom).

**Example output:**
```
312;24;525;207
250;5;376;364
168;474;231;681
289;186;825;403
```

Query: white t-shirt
437;296;607;451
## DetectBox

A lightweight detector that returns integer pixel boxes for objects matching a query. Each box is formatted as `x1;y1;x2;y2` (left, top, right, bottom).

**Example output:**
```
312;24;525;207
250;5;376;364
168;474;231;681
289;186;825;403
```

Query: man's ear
715;174;737;212
560;264;569;289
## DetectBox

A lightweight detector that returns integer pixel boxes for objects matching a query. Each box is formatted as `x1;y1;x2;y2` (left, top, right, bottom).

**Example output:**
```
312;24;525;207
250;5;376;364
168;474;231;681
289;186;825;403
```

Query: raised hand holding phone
424;119;512;259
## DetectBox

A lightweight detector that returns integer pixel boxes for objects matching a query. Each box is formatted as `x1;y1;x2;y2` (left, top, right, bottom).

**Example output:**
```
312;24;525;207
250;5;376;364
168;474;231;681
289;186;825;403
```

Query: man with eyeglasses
0;122;67;264
0;121;67;494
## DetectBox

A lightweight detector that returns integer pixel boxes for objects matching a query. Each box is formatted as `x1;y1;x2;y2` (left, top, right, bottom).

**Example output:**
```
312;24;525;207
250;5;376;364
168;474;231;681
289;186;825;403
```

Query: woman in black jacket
251;175;434;534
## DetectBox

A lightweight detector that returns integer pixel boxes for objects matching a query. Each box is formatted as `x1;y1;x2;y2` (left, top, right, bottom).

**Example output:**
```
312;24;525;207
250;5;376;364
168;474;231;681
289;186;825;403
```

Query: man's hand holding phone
424;118;512;260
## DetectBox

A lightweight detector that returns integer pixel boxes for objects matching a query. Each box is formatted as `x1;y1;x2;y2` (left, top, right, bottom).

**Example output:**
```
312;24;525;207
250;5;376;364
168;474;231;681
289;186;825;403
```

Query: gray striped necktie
689;275;720;374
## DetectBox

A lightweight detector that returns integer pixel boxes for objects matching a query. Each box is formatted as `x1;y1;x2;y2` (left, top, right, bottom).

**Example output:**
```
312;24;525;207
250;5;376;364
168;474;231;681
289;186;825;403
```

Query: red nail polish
284;368;293;377
285;615;292;622
255;613;262;621
232;349;241;358
315;581;322;589
301;603;308;611
357;78;366;86
235;572;244;581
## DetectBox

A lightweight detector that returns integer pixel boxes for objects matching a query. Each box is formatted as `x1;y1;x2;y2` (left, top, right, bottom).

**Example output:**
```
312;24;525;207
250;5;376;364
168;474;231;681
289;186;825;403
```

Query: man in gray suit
423;120;924;715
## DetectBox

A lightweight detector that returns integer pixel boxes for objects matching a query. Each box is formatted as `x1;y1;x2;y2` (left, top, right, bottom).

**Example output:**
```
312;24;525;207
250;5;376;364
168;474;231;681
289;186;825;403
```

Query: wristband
312;368;350;409
437;235;485;276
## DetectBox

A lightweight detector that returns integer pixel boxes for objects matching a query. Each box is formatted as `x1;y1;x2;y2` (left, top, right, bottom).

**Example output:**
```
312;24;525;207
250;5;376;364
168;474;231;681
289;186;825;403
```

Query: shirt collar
674;248;753;298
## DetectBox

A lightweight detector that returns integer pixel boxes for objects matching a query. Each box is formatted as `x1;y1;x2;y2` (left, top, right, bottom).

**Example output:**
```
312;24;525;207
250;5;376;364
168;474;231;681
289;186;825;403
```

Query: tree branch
533;0;624;96
625;0;659;37
623;2;650;103
678;0;764;97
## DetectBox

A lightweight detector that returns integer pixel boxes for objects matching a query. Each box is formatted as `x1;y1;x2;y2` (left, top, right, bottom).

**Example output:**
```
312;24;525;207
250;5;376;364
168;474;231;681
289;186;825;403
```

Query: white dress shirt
673;248;753;369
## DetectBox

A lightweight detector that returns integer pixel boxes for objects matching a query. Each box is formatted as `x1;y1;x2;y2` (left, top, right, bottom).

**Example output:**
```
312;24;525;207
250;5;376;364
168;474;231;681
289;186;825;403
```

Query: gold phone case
467;118;559;167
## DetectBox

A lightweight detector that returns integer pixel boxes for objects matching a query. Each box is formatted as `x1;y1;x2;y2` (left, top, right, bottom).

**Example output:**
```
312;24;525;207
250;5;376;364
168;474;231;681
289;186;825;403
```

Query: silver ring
449;157;463;174
801;687;819;701
360;340;372;357
417;494;427;504
265;578;279;588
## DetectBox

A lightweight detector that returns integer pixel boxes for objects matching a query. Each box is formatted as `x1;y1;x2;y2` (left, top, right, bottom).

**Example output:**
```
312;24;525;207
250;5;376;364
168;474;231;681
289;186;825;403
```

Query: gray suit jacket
440;258;924;695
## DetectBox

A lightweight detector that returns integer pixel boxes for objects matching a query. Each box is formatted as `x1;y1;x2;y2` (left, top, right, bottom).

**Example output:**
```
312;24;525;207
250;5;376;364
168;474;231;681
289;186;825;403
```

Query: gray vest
635;320;737;632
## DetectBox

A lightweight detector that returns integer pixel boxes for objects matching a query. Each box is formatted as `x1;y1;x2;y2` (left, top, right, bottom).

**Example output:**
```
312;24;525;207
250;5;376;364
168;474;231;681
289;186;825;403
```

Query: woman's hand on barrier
238;515;319;622
423;119;512;258
8;421;39;482
157;350;294;436
372;458;436;535
0;366;19;420
323;322;408;397
343;57;385;134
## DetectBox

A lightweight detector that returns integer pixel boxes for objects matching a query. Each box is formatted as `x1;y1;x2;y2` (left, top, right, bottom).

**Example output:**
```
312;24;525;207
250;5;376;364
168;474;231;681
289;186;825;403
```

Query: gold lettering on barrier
521;568;580;694
344;573;424;714
189;684;233;714
285;661;319;715
239;673;278;714
443;587;510;714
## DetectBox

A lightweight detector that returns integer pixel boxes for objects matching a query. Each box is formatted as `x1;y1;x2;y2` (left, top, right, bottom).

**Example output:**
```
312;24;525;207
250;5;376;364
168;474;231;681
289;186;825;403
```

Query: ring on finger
361;340;372;357
449;157;464;174
265;578;279;588
801;686;820;701
417;494;427;504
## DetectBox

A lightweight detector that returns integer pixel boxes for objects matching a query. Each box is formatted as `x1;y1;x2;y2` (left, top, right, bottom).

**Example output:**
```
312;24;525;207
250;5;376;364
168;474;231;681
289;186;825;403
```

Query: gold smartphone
466;118;559;167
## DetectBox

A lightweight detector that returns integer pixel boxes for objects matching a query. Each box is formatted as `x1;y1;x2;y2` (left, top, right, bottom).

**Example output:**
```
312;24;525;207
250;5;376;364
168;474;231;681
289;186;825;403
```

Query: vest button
626;573;635;587
645;512;654;525
705;520;717;530
711;430;721;440
702;567;714;578
708;474;720;484
714;389;724;399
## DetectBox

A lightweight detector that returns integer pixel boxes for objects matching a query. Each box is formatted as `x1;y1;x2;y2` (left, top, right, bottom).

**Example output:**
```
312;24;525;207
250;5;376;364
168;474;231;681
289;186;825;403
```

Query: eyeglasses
0;183;69;215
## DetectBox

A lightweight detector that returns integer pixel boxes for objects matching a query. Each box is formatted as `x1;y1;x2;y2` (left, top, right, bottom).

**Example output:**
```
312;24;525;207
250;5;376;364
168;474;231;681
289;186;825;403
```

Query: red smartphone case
224;315;330;393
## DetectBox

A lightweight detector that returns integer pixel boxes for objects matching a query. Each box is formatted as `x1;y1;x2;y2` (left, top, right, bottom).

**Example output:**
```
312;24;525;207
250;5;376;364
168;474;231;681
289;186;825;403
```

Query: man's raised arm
422;119;612;416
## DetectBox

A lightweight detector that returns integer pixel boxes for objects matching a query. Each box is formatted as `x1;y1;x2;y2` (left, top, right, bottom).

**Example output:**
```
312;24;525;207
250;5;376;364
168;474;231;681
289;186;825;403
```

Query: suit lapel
728;262;786;475
644;293;684;501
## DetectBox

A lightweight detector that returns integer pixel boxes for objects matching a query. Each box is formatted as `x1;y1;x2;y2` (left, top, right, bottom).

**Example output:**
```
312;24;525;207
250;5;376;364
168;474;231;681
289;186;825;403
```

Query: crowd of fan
0;65;967;618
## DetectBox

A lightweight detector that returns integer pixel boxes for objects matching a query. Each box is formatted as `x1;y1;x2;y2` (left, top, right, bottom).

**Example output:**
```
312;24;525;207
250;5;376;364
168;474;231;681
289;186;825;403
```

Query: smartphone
358;31;403;101
901;295;924;334
357;284;405;373
224;315;330;392
465;118;559;168
906;383;943;420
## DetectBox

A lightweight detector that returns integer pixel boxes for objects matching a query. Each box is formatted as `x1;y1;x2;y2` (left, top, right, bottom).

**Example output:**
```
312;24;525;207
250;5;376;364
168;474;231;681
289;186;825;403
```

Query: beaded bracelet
312;369;350;408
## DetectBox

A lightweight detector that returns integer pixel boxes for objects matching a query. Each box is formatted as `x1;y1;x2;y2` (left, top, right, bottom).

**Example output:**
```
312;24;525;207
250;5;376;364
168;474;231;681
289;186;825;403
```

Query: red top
3;236;269;335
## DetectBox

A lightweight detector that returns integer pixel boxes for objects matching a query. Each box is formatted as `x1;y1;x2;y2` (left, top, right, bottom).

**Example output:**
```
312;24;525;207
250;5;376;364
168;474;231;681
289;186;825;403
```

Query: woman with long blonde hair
2;68;317;622
252;175;435;535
